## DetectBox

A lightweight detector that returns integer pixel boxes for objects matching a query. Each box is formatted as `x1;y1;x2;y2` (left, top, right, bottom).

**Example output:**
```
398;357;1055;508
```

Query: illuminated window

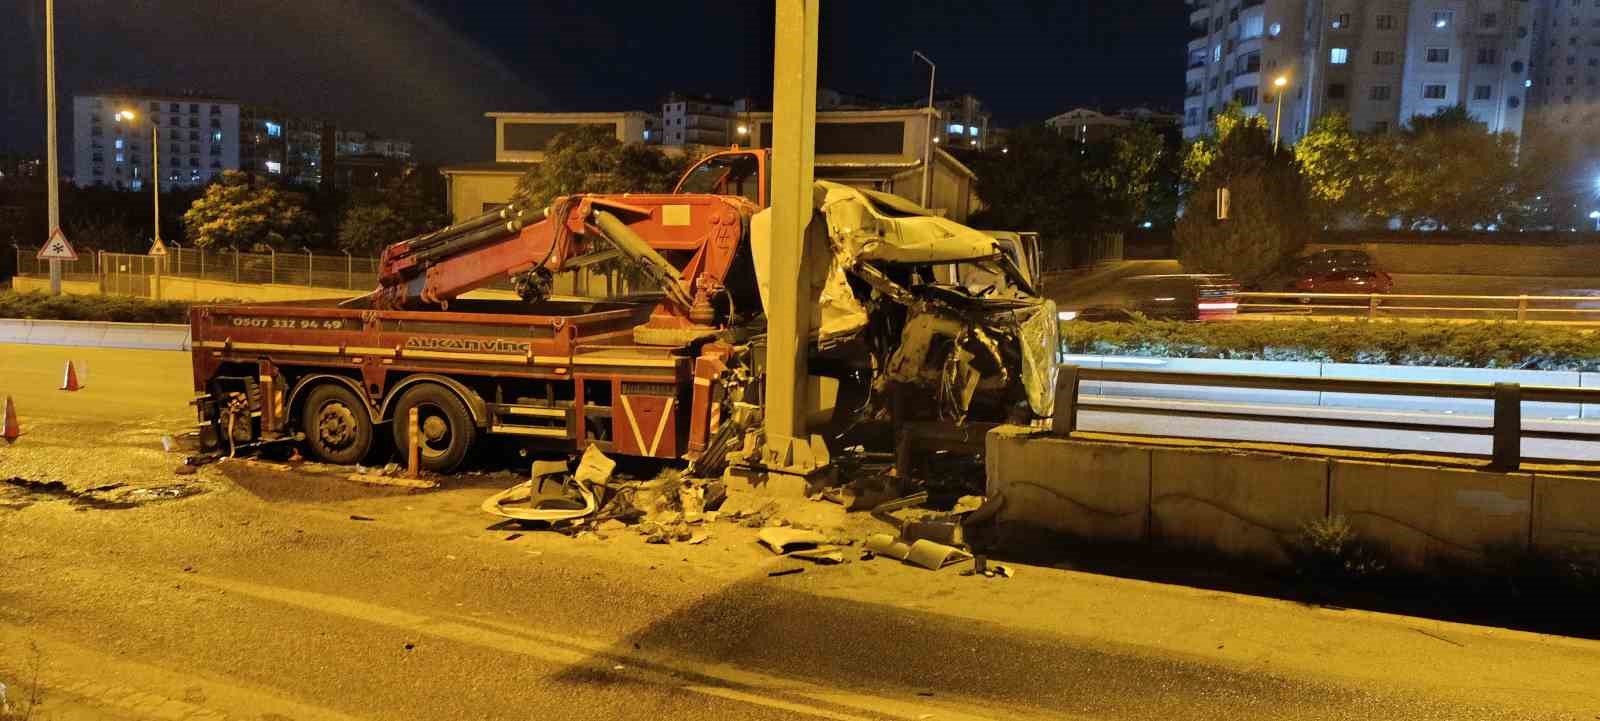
969;126;979;136
114;139;124;149
949;123;964;134
1433;10;1453;29
1331;48;1350;64
265;122;282;137
212;131;223;143
1269;22;1282;36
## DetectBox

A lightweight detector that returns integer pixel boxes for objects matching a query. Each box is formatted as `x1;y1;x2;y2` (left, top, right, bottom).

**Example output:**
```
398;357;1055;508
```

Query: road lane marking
184;573;1014;721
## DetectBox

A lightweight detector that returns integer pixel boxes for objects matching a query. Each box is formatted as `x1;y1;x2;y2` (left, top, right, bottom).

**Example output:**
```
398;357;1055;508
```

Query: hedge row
0;291;194;324
1061;318;1600;371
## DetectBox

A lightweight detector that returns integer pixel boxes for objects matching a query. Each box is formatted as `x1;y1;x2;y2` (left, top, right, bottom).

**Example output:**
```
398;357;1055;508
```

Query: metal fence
1053;365;1600;469
15;245;384;294
15;245;617;299
1040;233;1124;274
1238;291;1600;323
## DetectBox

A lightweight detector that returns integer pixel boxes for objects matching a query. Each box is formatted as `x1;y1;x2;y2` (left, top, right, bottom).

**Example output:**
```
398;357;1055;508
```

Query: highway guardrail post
1053;364;1080;436
1517;295;1528;322
1491;382;1522;470
1367;295;1379;320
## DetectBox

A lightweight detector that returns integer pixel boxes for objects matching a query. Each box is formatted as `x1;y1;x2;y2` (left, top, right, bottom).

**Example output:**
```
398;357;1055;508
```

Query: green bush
1062;318;1600;371
0;291;194;324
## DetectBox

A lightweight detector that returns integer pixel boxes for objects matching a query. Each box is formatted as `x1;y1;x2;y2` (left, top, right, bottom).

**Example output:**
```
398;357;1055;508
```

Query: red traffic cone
2;395;19;443
60;360;83;391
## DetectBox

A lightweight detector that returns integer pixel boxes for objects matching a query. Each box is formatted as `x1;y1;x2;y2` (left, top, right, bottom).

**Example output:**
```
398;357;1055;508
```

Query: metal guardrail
1238;291;1600;321
1051;365;1600;469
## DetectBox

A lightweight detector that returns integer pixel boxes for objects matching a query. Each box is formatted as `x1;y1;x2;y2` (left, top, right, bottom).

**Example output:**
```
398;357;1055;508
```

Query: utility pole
44;0;60;295
764;0;819;471
913;51;936;208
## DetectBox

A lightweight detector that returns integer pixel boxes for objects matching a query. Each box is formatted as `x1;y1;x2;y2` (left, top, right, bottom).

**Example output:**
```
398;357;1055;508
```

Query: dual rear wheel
299;382;475;473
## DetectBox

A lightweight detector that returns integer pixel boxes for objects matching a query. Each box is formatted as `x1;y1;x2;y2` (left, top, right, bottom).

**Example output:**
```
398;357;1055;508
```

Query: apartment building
1184;1;1534;143
1530;0;1600;126
71;91;240;189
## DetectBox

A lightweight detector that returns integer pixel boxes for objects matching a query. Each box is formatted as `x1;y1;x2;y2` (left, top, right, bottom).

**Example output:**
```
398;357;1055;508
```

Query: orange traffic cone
2;395;19;443
60;360;83;391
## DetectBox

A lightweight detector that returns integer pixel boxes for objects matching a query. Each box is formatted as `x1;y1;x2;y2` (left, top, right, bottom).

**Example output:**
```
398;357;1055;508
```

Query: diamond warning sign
37;228;78;261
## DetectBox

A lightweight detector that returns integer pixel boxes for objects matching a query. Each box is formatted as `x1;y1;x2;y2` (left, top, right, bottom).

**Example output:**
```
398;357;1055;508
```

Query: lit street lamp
1272;75;1290;151
115;110;161;252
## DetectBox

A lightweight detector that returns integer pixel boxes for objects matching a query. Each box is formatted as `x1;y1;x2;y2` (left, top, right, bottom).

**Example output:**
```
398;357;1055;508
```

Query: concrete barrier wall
1150;447;1328;563
986;428;1150;542
1330;460;1532;569
0;319;189;350
1531;474;1600;552
987;426;1579;571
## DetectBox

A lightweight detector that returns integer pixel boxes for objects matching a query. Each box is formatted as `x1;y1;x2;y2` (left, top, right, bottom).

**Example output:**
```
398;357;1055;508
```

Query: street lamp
736;124;749;136
116;109;161;251
1272;75;1290;151
913;50;936;207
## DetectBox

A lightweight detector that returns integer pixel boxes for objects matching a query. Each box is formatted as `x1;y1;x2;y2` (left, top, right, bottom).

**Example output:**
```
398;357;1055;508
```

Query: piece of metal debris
789;547;845;565
757;527;828;555
905;539;972;571
349;514;376;522
767;567;805;577
863;533;912;561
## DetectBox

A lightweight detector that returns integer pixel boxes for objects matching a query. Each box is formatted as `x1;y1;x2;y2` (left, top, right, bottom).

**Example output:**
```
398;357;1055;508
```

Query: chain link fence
14;245;615;299
15;245;382;296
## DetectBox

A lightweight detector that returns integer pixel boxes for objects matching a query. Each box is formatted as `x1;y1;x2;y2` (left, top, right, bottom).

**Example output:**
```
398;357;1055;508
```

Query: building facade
1529;0;1600;125
1184;0;1534;143
71;91;241;190
239;109;414;189
1045;107;1183;143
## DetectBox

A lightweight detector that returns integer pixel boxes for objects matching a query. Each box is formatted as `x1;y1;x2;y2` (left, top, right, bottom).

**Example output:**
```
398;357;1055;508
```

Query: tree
1383;105;1521;230
1295;113;1386;228
1175;105;1308;283
511;126;691;208
182;171;318;251
968;123;1170;265
337;169;450;254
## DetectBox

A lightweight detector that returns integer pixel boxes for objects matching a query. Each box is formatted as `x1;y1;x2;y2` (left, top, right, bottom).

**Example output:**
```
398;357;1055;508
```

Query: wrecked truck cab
749;181;1058;426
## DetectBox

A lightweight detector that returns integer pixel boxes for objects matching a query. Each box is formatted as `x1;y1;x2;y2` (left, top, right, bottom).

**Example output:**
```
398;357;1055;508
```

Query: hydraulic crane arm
364;192;756;332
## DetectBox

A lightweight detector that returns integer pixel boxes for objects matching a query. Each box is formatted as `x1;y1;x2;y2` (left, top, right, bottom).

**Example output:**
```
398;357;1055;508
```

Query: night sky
0;1;1184;164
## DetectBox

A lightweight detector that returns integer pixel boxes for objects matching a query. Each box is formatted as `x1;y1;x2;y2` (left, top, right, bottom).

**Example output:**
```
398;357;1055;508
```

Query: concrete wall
1330;460;1532;569
1151;447;1328;564
985;428;1149;542
445;171;523;224
988;426;1583;571
1307;240;1600;277
1531;474;1600;552
0;319;189;350
11;277;102;295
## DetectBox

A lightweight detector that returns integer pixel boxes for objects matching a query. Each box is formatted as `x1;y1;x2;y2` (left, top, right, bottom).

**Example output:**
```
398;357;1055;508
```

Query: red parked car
1291;268;1394;295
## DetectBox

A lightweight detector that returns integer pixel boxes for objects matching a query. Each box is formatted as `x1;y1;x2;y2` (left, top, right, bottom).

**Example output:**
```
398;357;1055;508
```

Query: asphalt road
3;343;1599;720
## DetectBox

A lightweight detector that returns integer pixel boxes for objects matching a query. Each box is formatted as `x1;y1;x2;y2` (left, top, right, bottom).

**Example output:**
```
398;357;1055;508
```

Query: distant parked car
1291;268;1394;295
1070;274;1240;322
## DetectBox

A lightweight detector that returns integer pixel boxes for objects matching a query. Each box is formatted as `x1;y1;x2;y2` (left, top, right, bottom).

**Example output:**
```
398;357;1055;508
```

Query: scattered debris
687;532;710;545
951;495;986;516
349;514;376;522
757;527;828;555
902;519;963;547
173;464;199;476
863;533;912;561
789;547;845;565
599;519;628;532
906;539;972;571
346;471;438;490
767;566;805;578
504;533;524;542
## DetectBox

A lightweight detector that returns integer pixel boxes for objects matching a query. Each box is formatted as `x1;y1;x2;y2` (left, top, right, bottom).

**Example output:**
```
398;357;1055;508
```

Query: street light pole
1272;75;1290;152
44;0;60;295
152;125;160;248
913;50;936;208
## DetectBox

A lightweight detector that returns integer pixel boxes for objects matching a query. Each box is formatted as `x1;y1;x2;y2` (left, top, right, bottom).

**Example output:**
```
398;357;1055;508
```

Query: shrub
1062;318;1600;371
1286;515;1388;583
0;291;193;324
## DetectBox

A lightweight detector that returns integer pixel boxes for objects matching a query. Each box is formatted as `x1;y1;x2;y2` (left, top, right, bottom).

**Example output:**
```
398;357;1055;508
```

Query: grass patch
0;291;193;324
1062;318;1600;371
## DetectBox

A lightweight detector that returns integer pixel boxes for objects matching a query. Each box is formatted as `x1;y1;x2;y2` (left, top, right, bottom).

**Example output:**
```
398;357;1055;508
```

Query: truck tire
301;383;374;465
390;383;477;474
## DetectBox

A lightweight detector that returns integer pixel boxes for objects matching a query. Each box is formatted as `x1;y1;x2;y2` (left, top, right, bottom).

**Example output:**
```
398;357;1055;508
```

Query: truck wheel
390;384;477;474
301;383;374;465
